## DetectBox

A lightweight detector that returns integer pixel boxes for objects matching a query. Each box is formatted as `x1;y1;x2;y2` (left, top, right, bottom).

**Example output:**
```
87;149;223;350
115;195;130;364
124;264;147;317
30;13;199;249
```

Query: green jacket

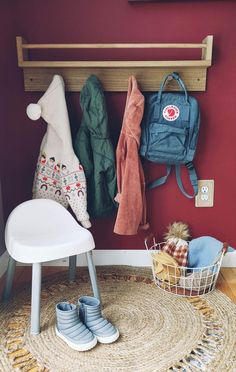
74;75;117;218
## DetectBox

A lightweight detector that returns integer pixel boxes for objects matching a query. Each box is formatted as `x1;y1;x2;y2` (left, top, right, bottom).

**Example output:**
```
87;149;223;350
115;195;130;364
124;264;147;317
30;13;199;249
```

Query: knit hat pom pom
26;103;41;121
164;221;191;241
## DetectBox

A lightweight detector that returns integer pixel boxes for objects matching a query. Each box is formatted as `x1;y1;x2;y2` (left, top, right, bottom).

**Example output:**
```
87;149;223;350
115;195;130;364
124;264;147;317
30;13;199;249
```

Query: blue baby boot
78;296;119;344
55;302;97;351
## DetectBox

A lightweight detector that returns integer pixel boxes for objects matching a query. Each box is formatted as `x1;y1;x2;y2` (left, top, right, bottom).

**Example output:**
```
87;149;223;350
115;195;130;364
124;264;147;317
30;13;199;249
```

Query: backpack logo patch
163;105;180;121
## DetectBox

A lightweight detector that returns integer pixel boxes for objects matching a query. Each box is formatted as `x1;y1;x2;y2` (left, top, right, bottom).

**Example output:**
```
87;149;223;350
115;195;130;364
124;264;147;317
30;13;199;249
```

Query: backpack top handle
157;72;189;105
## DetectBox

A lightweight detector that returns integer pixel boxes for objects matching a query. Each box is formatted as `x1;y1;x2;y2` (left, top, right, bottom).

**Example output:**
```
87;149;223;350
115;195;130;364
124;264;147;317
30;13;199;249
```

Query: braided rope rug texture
0;266;236;372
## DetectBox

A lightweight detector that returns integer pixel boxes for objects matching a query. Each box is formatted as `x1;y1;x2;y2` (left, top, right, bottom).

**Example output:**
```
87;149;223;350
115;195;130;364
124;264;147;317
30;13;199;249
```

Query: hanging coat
74;75;117;218
114;76;149;235
28;75;91;228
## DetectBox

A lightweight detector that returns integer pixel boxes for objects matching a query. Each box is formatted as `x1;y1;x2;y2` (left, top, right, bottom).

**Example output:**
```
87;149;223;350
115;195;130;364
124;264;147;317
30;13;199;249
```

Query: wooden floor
217;268;236;303
1;266;236;303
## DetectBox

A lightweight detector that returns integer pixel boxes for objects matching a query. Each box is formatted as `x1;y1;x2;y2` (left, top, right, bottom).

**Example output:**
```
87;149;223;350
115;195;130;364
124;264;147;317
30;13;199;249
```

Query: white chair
2;198;100;335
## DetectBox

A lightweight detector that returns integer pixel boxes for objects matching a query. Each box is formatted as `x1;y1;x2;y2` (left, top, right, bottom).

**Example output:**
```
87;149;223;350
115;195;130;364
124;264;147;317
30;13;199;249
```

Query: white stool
2;199;100;335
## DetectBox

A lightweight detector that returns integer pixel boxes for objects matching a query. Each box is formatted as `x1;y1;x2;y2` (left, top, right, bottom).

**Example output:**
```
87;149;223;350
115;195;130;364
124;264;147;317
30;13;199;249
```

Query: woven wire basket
145;235;225;297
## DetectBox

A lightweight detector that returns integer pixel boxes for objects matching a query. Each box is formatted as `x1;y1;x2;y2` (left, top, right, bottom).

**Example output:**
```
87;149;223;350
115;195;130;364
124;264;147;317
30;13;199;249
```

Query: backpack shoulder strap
175;163;198;199
147;165;172;189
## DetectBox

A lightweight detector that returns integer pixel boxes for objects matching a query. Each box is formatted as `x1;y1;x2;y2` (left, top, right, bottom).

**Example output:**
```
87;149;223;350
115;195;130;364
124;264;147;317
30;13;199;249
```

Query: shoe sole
55;327;97;351
96;328;120;344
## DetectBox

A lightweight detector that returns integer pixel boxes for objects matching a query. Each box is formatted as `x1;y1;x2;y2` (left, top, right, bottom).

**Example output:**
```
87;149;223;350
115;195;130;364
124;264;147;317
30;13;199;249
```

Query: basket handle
222;242;228;255
144;233;156;250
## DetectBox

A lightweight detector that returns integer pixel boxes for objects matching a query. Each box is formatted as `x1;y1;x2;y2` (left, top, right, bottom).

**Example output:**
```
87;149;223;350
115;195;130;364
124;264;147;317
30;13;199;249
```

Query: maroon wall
1;0;236;250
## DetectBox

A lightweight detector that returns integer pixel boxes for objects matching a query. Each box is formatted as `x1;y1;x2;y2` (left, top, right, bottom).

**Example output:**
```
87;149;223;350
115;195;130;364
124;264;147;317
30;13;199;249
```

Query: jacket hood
123;76;144;143
38;75;72;146
80;75;110;139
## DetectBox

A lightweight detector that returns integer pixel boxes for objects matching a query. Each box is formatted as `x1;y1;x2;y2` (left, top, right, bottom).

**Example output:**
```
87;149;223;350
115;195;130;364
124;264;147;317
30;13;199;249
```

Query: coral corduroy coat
114;76;149;235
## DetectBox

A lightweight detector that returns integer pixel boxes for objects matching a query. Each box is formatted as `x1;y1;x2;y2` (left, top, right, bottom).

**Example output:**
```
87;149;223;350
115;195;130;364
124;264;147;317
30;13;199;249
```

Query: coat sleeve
74;123;93;178
114;138;143;235
60;155;91;228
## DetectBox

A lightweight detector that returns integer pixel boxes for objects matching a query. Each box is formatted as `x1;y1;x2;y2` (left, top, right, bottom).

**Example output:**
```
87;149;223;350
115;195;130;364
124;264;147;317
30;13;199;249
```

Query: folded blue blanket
188;236;234;269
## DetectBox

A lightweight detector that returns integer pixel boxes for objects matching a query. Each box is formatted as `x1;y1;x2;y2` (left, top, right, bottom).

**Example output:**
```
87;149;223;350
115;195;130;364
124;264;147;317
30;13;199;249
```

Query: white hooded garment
28;75;91;228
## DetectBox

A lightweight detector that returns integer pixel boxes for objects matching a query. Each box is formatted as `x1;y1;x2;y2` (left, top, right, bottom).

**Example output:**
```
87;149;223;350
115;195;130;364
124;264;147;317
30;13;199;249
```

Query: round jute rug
0;266;236;372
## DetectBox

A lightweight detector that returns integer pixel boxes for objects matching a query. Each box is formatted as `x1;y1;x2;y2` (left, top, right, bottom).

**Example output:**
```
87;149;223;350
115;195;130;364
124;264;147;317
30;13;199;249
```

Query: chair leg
2;256;16;302
31;263;42;335
86;251;101;302
69;255;77;282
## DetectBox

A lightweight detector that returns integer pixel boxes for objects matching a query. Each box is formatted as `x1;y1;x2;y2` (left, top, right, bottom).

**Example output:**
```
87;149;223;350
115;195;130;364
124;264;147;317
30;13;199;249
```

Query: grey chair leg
2;256;16;302
86;251;101;302
69;255;77;282
31;263;42;335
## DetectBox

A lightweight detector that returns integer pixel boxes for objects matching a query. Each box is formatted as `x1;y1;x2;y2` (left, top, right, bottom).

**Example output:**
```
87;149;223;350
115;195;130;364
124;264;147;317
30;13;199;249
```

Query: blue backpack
140;72;200;198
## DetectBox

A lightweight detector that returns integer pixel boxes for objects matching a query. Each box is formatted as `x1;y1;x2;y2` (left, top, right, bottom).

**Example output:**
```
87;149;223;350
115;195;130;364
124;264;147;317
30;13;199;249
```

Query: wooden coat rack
16;35;213;92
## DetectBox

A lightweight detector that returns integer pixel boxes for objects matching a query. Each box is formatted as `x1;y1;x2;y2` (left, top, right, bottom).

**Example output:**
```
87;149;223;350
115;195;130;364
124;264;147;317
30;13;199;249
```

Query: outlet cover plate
195;179;214;207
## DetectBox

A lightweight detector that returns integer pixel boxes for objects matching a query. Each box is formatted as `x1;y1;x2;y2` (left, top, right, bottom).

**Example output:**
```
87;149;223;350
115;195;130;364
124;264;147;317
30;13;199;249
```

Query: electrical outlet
195;180;214;207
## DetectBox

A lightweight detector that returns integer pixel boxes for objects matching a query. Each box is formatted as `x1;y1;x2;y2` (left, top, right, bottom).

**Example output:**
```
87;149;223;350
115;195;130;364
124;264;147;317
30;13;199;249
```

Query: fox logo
163;105;180;121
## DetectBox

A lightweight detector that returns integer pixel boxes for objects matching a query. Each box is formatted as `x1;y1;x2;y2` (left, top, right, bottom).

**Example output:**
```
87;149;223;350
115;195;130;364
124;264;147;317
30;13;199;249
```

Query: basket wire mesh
145;235;224;297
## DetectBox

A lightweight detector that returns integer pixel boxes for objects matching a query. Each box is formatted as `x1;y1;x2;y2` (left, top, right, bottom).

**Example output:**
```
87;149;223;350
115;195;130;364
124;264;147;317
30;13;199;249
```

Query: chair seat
5;199;95;263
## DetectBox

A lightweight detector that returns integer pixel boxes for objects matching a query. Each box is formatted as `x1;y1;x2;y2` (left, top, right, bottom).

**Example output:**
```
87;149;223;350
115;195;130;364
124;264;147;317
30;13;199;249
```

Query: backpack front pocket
149;123;187;162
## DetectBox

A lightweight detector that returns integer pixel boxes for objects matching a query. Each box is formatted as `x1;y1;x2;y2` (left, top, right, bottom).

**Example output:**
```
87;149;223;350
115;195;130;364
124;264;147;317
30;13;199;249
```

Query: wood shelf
16;35;213;92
